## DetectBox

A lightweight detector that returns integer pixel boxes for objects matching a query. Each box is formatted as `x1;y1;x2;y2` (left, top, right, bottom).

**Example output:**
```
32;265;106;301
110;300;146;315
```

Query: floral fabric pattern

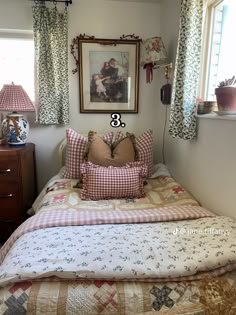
169;0;203;140
32;5;69;125
1;214;236;287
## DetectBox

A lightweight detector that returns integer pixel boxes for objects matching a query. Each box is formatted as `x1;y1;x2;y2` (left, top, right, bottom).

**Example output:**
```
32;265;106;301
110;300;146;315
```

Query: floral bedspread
1;174;236;314
0;205;236;288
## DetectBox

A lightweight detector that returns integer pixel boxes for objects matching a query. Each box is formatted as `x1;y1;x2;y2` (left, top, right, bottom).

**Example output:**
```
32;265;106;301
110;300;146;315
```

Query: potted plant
215;76;236;111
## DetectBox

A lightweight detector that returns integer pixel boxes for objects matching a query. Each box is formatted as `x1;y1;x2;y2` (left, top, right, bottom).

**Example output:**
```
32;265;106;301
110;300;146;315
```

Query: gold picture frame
71;34;141;113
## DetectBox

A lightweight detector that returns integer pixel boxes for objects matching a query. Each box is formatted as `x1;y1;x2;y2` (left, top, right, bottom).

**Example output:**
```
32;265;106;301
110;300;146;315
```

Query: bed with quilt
0;129;236;315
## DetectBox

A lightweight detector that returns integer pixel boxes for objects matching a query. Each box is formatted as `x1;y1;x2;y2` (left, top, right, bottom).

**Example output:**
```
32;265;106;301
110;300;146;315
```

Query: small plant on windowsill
215;76;236;112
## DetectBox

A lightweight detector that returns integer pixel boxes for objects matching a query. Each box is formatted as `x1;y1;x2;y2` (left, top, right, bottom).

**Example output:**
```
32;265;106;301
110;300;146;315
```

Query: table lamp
0;83;35;145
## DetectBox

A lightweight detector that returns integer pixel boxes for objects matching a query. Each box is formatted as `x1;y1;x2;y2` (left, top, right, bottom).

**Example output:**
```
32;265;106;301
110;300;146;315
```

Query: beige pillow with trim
84;131;137;167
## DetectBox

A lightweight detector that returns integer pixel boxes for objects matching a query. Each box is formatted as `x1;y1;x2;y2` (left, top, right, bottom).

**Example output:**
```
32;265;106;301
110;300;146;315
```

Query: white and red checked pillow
80;162;147;200
135;129;153;177
63;129;114;179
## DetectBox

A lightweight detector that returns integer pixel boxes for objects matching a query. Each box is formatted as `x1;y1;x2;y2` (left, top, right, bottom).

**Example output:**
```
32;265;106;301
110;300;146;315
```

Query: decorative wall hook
71;34;142;74
120;34;141;41
71;34;95;74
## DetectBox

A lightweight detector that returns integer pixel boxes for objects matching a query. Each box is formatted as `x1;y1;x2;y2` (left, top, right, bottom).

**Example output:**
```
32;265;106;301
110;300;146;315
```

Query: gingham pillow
80;162;147;200
63;129;114;179
135;129;153;177
114;130;154;177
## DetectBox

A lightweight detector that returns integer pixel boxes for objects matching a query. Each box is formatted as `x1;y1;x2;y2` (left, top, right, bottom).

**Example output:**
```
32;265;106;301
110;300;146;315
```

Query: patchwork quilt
1;277;236;315
36;175;200;213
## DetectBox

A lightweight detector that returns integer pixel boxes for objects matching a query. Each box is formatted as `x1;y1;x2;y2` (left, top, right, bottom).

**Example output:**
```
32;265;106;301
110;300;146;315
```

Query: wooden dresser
0;143;37;241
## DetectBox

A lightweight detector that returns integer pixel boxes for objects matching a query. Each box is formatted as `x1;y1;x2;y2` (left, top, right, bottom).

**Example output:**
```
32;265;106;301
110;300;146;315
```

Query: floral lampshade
141;37;169;83
0;83;35;145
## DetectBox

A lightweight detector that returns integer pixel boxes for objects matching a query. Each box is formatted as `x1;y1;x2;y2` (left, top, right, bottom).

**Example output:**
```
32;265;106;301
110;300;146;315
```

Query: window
0;31;35;101
204;0;236;101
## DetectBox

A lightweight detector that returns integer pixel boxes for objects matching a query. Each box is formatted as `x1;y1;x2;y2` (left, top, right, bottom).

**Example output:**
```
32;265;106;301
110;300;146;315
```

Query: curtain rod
31;0;72;6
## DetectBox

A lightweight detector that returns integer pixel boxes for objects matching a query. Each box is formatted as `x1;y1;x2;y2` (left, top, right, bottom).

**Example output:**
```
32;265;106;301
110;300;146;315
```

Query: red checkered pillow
80;162;147;200
102;131;114;144
63;129;114;179
135;129;153;177
63;129;87;179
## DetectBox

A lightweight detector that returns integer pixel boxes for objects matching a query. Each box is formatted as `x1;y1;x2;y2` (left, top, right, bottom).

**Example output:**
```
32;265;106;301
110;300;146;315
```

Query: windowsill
195;113;236;120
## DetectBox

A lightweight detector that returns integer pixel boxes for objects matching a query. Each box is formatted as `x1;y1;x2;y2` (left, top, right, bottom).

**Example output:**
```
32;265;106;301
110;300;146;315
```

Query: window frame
199;0;225;100
0;29;33;40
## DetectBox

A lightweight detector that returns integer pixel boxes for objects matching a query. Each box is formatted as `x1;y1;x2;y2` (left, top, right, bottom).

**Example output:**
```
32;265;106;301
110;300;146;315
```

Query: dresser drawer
0;182;21;219
0;143;36;240
0;156;20;180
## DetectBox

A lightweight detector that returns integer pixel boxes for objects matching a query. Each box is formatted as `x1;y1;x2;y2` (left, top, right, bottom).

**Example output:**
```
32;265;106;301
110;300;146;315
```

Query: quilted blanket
1;174;236;314
1;203;236;287
1;277;236;314
34;175;200;213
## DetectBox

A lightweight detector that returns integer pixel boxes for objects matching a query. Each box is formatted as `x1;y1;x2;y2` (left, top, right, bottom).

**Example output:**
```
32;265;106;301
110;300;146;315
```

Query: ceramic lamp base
2;113;29;145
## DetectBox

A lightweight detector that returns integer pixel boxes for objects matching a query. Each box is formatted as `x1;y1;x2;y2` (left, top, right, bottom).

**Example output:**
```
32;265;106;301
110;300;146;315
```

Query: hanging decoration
140;37;170;84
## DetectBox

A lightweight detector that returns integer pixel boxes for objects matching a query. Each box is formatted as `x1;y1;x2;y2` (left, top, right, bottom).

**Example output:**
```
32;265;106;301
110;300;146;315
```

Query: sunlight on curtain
33;5;69;125
169;0;203;140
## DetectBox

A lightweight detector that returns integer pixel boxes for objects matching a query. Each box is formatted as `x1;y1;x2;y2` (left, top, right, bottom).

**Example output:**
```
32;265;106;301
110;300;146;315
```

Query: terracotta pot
215;86;236;111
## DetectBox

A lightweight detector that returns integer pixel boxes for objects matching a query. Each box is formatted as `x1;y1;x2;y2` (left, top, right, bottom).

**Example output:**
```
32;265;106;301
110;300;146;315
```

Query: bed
0;129;236;315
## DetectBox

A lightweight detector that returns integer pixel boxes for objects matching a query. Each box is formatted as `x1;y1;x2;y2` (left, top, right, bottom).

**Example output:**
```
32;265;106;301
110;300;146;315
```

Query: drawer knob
0;169;11;174
0;194;13;198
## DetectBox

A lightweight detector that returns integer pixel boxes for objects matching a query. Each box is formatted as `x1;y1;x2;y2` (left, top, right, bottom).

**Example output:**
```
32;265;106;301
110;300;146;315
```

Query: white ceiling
106;0;161;3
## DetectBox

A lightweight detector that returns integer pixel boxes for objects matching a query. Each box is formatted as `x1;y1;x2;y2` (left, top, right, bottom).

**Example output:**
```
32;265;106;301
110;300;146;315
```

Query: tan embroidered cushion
85;131;137;167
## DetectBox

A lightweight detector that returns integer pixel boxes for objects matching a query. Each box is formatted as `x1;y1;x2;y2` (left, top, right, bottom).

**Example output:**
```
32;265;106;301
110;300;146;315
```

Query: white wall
0;0;163;191
3;0;234;219
160;0;236;219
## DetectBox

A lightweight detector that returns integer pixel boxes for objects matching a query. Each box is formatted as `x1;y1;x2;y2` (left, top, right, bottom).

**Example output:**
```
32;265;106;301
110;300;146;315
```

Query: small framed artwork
72;35;141;113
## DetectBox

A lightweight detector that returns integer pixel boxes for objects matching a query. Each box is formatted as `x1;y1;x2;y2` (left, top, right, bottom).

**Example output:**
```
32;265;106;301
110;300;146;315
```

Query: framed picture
74;36;140;113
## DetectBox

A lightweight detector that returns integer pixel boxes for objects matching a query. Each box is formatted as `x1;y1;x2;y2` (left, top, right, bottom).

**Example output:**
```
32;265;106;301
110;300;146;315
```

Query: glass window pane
0;37;35;101
206;0;236;100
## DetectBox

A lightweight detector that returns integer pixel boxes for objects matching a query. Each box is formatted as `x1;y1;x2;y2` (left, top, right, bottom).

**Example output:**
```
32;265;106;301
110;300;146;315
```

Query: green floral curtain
32;5;69;125
169;0;203;140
